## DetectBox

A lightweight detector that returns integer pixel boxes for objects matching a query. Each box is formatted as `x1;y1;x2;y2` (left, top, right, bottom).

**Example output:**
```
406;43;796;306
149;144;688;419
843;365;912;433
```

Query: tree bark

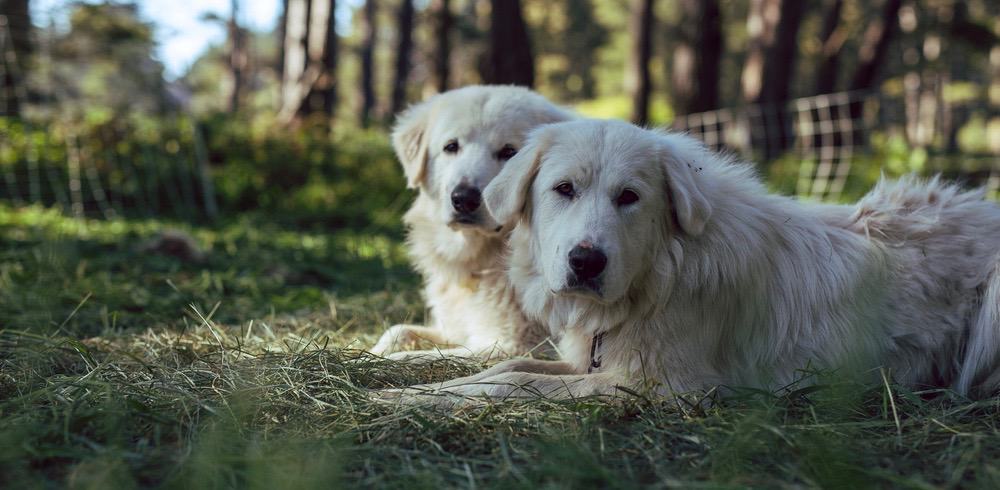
484;0;533;87
627;0;653;125
228;0;246;113
315;0;337;117
741;0;806;105
390;0;414;117
359;0;376;126
277;0;288;78
432;0;451;93
670;0;721;115
740;0;805;160
763;0;805;104
740;0;769;104
280;0;309;120
0;0;30;117
814;0;844;95
849;0;903;91
280;0;337;124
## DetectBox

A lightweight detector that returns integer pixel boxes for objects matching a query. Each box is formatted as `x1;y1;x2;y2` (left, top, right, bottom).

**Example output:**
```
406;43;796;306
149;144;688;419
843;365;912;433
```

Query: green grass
3;204;1000;489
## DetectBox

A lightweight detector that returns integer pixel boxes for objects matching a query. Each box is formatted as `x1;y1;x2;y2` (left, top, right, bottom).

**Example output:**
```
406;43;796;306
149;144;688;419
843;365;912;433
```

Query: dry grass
3;205;1000;488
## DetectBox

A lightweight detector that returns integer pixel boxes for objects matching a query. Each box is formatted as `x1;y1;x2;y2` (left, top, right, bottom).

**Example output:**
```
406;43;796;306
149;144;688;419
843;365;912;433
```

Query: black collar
588;332;606;373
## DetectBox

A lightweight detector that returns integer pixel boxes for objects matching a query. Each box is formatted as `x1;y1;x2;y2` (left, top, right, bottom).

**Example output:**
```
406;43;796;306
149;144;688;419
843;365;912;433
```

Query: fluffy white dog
370;86;574;360
386;119;1000;401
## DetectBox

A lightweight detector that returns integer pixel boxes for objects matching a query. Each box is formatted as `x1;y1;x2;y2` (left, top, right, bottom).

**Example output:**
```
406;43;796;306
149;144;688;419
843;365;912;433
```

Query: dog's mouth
557;278;605;301
448;214;482;229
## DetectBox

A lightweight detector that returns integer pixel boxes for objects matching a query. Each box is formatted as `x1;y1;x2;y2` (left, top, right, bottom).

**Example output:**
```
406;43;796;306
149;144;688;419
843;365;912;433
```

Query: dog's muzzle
451;185;482;214
565;243;607;295
449;184;485;228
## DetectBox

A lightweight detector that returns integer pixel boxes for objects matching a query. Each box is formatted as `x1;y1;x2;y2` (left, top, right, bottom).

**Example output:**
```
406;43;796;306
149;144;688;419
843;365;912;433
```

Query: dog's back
849;176;1000;393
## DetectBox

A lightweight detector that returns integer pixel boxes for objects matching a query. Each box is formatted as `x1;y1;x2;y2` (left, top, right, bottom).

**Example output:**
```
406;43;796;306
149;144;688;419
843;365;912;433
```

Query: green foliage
528;0;610;102
197;117;409;230
573;94;674;126
36;3;169;121
0;116;408;231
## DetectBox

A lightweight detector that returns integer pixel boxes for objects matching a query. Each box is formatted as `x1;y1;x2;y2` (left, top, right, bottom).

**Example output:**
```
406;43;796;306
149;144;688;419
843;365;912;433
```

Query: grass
3;204;1000;489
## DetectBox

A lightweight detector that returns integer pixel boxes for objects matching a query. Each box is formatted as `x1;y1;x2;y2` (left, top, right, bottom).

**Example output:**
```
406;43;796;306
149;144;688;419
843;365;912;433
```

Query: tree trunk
740;0;805;160
359;0;376;127
280;0;309;120
670;0;721;115
484;0;533;87
0;0;30;117
740;0;769;104
228;0;245;113
280;0;337;124
814;0;844;95
390;0;414;117
315;0;337;117
849;0;903;91
741;0;806;104
277;0;288;77
564;0;605;100
433;0;451;93
627;0;653;125
762;0;805;105
991;45;1000;155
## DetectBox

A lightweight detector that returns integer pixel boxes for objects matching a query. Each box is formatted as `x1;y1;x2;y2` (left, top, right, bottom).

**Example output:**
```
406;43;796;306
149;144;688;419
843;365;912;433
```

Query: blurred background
1;0;999;332
3;4;999;486
1;0;998;221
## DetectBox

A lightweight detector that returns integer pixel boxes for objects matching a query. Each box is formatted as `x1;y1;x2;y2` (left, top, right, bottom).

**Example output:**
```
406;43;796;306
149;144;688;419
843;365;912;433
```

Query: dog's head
392;85;572;234
484;119;713;304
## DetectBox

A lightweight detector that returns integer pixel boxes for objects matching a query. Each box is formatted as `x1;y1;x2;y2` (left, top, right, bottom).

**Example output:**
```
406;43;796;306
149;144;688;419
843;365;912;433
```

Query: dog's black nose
568;245;607;281
451;185;482;214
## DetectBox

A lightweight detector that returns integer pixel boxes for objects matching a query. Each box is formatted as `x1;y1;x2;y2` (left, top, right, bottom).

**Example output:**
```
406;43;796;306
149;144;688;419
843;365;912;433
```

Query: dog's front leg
370;324;451;355
374;359;577;404
379;369;622;407
439;371;622;401
426;358;577;387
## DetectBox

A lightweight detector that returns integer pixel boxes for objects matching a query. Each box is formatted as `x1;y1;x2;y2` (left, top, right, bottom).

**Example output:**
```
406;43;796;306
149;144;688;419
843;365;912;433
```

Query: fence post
192;123;218;220
66;132;84;218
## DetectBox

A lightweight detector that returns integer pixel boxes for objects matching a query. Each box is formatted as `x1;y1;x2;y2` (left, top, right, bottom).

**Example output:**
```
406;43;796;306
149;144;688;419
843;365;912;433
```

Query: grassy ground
3;204;1000;489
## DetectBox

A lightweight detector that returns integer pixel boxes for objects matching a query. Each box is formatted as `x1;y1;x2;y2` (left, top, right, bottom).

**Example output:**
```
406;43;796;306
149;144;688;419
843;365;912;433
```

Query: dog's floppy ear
660;137;713;236
483;126;553;231
391;100;435;189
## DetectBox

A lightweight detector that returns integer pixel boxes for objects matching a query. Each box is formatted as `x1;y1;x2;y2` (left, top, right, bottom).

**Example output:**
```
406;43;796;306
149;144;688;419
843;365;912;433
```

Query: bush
0;116;409;233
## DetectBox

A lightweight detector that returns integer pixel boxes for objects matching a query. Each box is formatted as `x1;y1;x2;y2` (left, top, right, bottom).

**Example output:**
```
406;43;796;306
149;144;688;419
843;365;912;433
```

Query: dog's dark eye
616;189;639;206
554;182;575;198
497;145;517;161
443;140;460;153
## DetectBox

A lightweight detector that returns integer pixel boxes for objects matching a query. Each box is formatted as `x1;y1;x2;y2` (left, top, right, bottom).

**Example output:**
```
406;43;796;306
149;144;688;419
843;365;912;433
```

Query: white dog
370;86;574;360
387;119;1000;401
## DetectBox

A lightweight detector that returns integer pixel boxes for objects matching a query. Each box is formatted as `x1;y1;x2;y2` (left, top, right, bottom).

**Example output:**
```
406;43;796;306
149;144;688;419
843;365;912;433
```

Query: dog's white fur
391;119;1000;401
371;85;573;360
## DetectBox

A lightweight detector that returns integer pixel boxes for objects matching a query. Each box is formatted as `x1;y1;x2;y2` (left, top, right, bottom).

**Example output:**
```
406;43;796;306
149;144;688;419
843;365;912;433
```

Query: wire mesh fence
0;119;219;221
672;88;1000;202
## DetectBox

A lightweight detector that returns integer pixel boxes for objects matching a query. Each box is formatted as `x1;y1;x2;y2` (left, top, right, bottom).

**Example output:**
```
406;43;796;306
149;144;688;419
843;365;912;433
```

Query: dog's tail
955;255;1000;396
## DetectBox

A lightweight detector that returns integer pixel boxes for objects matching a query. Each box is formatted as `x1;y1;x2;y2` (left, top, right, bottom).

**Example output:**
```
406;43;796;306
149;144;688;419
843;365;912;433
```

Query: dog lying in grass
370;85;574;360
382;119;1000;404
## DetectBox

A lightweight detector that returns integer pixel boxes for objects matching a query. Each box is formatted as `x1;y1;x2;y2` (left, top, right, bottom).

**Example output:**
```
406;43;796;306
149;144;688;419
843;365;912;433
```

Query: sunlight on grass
3;201;1000;487
572;94;674;126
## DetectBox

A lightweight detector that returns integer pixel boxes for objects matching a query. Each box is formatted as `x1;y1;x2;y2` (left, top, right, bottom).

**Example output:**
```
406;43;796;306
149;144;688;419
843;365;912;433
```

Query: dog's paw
368;335;400;357
369;324;426;356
